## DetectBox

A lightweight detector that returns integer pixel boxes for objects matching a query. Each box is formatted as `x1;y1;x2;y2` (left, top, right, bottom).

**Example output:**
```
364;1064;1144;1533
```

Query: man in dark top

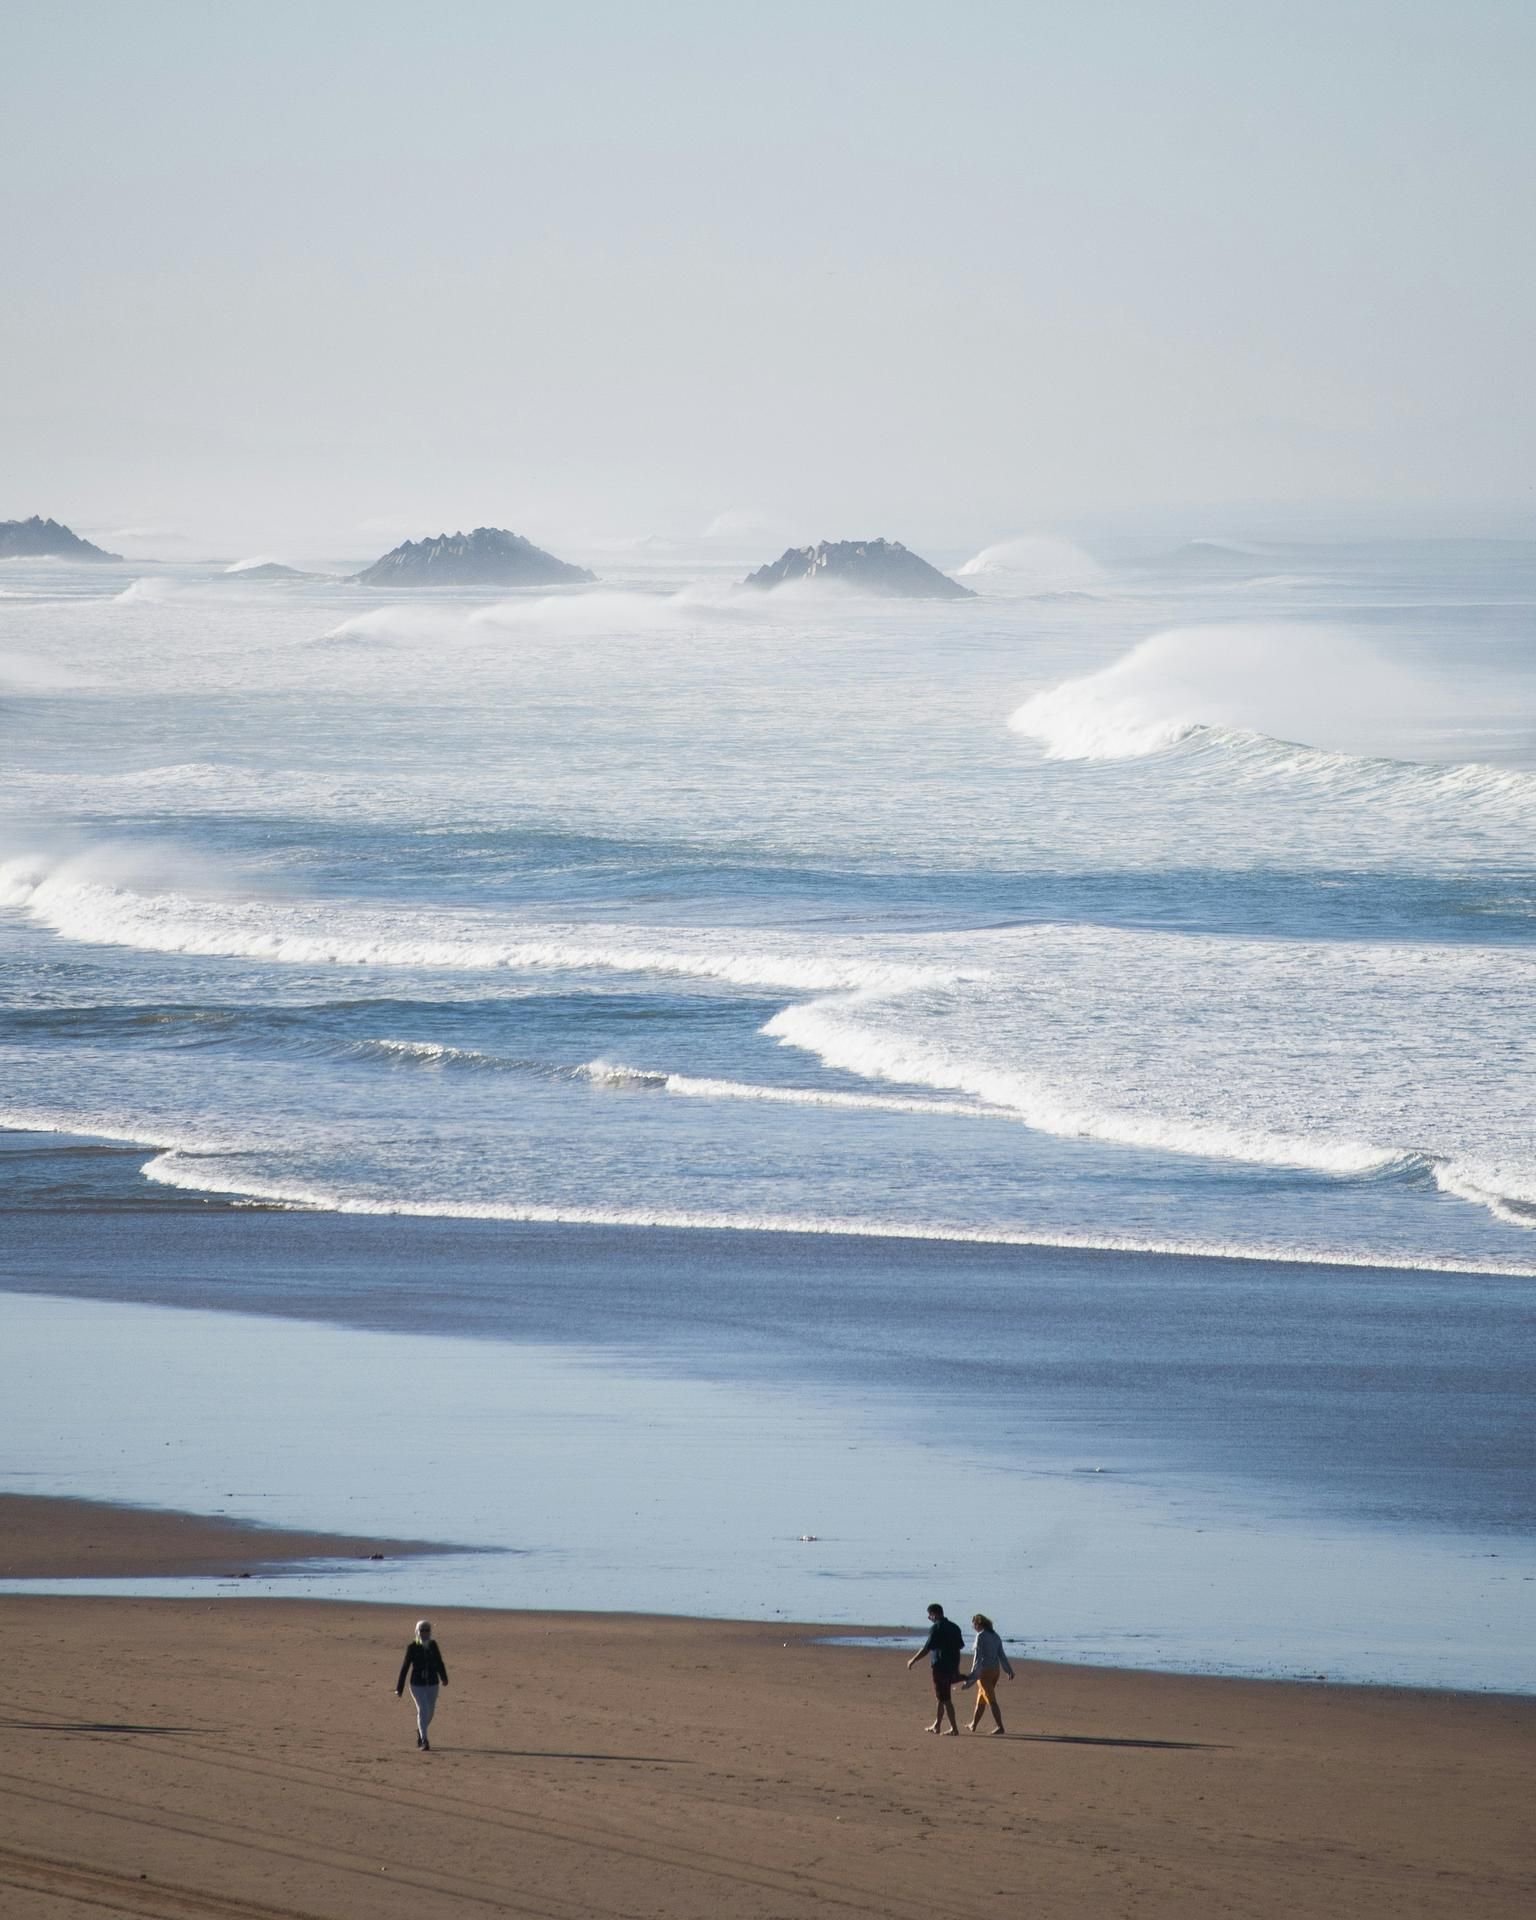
906;1601;964;1734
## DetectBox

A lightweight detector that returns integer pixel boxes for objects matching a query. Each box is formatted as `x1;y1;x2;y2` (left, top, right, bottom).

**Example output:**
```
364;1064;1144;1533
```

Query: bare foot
926;1722;942;1734
990;1727;1006;1736
940;1726;958;1736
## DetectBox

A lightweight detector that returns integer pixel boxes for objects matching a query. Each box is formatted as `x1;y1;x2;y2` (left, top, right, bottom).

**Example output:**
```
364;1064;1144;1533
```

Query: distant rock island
742;538;973;599
355;527;595;589
223;561;324;582
0;515;121;562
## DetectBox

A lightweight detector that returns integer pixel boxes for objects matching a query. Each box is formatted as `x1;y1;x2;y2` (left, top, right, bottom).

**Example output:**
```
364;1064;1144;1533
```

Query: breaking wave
763;1000;1402;1179
350;1037;533;1071
575;1059;999;1119
1010;625;1536;818
957;533;1104;591
131;1148;1536;1277
320;586;740;647
1433;1161;1536;1229
1010;623;1419;761
0;854;946;995
5;850;1533;1239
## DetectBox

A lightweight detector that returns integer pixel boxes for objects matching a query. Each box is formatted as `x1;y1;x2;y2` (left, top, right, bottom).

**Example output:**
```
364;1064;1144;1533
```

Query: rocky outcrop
222;562;324;581
355;527;595;589
742;538;973;599
0;516;121;562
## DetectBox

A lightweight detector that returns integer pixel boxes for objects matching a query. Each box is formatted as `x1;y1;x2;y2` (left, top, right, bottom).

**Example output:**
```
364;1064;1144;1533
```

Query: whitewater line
0;862;947;996
135;1151;1536;1279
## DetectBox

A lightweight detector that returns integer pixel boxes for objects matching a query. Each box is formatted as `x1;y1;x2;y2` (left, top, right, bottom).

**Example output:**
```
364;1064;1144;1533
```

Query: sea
1;530;1533;1691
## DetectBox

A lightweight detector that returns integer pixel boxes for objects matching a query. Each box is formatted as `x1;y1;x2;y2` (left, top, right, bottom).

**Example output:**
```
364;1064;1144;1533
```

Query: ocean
2;532;1533;1688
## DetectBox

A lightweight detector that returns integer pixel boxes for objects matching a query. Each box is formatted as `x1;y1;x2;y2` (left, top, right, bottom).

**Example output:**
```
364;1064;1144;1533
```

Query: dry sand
0;1499;1531;1918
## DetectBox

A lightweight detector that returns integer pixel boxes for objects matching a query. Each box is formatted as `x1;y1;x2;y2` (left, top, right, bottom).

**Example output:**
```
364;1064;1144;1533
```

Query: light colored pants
410;1681;439;1740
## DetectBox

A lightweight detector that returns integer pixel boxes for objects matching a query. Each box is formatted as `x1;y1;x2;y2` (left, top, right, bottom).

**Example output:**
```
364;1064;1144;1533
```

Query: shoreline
8;1275;1533;1696
2;1490;1529;1703
0;1491;454;1580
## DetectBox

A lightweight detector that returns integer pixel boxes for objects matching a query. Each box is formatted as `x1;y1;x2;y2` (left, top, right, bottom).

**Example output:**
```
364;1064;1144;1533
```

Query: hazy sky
2;1;1532;556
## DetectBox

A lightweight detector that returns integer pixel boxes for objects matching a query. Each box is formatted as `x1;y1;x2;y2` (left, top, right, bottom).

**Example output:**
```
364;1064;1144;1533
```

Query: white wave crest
133;1150;1536;1277
0;1105;248;1157
469;587;733;633
763;999;1398;1178
957;533;1104;590
318;606;450;644
576;1059;670;1089
1433;1160;1536;1229
1008;624;1536;818
352;1037;517;1070
0;854;946;995
1010;624;1397;761
1183;728;1536;815
321;587;737;647
577;1060;1001;1119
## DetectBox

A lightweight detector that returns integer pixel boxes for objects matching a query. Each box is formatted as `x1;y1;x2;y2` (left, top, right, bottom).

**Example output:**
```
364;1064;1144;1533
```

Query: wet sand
0;1493;442;1579
0;1499;1531;1918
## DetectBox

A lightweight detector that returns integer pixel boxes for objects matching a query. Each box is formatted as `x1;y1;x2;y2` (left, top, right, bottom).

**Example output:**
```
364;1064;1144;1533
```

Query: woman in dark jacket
395;1618;449;1750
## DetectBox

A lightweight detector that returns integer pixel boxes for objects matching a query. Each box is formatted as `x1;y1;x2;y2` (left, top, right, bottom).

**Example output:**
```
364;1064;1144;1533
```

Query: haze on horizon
2;0;1532;561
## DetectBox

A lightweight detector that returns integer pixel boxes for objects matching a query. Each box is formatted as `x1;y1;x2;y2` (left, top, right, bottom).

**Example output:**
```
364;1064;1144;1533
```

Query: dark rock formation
354;527;595;589
0;516;121;562
223;562;324;582
742;538;973;599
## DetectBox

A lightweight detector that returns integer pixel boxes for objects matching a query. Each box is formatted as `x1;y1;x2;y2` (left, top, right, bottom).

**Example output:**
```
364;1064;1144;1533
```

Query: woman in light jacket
960;1612;1014;1734
395;1618;449;1750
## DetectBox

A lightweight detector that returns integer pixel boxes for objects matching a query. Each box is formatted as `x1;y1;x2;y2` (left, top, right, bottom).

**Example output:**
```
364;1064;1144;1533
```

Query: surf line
135;1151;1536;1280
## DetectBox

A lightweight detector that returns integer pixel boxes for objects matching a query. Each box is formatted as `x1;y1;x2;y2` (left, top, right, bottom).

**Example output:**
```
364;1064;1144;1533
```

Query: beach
8;10;1536;1911
2;1500;1532;1920
3;544;1535;1909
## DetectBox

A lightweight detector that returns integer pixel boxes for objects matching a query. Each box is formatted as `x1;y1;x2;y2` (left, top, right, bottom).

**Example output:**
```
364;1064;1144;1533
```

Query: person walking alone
906;1602;964;1735
959;1612;1014;1734
396;1618;449;1750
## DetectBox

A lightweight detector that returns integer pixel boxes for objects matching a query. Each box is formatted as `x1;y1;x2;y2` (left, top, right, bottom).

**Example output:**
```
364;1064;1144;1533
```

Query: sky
1;0;1532;559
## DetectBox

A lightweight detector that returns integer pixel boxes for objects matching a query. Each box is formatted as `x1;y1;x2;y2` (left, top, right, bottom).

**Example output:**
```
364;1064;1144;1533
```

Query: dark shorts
931;1663;960;1702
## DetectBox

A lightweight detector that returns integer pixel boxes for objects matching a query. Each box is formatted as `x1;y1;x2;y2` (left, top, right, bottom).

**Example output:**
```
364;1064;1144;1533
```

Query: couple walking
906;1601;1014;1735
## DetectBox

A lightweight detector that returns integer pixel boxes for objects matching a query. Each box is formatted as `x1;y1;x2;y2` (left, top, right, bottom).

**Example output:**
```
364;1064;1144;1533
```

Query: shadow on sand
1012;1732;1224;1751
452;1748;691;1764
